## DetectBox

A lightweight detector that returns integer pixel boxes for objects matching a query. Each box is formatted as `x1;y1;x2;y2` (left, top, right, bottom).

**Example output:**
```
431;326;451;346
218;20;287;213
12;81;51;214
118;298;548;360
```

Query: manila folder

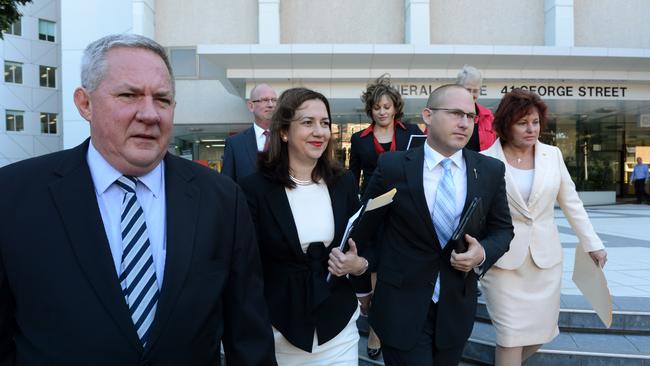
572;242;612;328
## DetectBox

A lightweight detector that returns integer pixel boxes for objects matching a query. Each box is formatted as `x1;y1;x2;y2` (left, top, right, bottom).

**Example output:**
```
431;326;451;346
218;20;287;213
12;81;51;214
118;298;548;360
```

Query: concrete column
405;0;430;45
61;0;134;148
258;0;280;44
132;0;155;39
545;0;574;47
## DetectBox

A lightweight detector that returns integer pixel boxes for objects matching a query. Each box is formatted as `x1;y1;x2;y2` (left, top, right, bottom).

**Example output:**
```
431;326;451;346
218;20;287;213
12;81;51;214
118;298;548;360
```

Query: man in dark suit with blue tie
0;34;275;365
361;84;514;366
221;83;277;182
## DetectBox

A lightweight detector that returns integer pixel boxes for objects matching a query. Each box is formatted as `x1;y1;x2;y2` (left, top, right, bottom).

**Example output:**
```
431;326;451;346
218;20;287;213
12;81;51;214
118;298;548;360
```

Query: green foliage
1;0;32;40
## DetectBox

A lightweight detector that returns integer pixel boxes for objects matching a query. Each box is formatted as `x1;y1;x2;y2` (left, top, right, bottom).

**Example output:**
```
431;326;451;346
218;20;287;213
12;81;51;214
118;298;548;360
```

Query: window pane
50;115;57;134
6;115;15;131
6;19;22;36
38;20;56;42
40;66;56;88
4;62;23;84
40;113;57;134
16;114;24;131
6;110;24;132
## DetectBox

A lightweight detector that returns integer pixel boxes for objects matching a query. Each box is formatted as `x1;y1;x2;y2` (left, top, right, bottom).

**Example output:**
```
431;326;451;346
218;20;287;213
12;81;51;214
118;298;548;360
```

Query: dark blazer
221;126;258;182
349;122;423;195
362;147;513;351
240;171;365;353
0;140;276;366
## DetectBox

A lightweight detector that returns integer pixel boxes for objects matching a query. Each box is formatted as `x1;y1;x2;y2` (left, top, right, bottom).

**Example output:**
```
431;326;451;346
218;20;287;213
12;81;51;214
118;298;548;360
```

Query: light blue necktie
116;176;159;346
432;158;456;302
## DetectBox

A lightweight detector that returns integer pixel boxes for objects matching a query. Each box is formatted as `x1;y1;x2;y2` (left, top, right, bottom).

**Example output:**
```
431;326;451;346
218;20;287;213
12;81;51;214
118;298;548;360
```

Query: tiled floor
556;204;650;299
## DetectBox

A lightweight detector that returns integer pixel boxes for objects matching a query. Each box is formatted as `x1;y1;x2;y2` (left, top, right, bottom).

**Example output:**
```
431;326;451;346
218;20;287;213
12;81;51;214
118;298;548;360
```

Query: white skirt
272;306;360;366
480;251;561;347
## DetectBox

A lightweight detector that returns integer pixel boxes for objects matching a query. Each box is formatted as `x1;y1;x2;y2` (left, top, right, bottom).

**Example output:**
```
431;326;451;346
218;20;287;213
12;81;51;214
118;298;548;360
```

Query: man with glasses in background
360;84;513;366
222;83;278;182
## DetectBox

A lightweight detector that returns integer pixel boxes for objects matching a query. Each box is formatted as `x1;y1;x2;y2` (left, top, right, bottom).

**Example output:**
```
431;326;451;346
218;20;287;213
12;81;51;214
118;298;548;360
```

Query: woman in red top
456;65;497;151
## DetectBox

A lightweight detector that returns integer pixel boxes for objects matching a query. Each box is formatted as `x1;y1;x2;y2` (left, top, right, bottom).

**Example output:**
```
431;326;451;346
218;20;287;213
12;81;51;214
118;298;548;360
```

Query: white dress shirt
423;144;467;302
423;144;467;228
86;141;167;288
252;123;269;152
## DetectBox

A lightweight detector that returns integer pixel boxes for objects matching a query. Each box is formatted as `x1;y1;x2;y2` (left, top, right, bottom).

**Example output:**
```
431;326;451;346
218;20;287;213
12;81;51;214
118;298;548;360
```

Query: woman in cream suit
481;89;608;366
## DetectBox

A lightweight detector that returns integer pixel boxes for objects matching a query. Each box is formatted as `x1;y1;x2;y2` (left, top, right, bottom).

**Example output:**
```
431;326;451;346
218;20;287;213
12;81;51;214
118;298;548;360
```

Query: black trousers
382;301;465;366
634;179;649;203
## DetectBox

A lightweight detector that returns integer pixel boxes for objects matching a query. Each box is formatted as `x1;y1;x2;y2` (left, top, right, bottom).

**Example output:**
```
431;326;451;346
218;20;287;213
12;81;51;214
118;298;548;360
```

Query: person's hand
589;249;607;268
328;239;367;277
450;234;485;272
358;294;372;315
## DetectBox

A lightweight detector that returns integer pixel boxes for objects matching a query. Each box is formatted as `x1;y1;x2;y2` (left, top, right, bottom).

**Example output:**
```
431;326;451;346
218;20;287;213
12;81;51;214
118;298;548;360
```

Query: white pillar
258;0;280;44
61;0;135;148
405;0;430;45
132;0;155;39
545;0;574;47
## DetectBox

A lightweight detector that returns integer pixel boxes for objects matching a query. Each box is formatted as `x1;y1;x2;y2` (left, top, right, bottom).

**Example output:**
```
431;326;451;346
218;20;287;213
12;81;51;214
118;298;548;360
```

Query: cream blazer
482;140;604;270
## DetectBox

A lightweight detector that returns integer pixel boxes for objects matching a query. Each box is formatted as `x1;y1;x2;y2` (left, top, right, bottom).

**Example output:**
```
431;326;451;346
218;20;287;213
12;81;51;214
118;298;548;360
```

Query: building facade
1;0;61;167
3;0;650;202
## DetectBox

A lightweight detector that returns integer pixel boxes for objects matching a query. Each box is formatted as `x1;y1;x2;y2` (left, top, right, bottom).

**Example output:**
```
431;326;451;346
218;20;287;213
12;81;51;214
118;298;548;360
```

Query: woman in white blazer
481;89;607;366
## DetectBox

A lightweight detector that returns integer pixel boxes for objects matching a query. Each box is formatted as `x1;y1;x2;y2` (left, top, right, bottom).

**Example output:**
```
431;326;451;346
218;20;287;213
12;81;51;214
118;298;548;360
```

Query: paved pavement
557;203;650;306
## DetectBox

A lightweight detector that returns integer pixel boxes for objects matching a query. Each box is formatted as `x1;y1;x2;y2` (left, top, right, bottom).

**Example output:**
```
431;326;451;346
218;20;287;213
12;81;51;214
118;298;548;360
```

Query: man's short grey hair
81;34;175;95
456;65;482;86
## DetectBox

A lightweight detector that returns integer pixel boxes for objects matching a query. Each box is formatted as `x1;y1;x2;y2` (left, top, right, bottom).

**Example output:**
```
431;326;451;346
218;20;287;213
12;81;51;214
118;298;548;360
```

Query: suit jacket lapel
266;182;304;256
527;141;548;209
146;154;200;349
491;142;530;216
462;149;479;213
245;126;258;169
328;178;348;248
404;147;437;241
49;140;141;352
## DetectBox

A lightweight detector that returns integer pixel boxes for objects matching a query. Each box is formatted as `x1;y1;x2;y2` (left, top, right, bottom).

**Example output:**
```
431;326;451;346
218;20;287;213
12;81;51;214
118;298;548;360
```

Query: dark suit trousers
634;179;649;203
382;301;465;366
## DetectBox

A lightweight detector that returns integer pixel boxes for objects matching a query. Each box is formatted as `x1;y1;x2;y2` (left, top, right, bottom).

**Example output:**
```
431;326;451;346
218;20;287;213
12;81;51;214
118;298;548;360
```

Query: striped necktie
431;158;456;302
115;175;159;346
432;158;456;247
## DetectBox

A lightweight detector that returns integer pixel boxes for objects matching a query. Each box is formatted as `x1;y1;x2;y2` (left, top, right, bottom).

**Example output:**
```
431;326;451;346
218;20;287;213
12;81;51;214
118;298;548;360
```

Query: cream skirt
272;306;360;366
480;251;561;347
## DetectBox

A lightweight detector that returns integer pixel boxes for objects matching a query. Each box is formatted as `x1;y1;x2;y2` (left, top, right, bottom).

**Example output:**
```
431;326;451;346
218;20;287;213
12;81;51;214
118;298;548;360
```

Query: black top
239;171;367;352
349;122;423;195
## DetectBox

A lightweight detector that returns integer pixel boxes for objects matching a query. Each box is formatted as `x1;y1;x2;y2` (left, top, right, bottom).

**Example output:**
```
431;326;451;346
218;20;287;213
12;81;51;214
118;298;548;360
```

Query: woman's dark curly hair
361;74;404;122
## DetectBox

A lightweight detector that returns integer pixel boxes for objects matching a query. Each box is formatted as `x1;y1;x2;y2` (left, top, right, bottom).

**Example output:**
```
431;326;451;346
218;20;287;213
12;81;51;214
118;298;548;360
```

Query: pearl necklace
289;175;314;186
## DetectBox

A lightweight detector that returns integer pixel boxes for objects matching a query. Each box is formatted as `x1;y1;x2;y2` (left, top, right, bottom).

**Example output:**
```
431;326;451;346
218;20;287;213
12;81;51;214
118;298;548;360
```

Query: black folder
449;197;483;253
326;188;396;282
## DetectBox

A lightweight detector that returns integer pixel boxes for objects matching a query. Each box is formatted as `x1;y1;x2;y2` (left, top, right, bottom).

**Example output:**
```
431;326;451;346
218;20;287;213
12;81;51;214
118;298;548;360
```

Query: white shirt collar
252;123;268;139
423;143;464;171
86;140;164;198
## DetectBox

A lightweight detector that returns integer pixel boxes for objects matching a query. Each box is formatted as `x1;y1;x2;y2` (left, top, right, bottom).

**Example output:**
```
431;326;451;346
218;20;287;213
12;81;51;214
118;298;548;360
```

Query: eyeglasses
250;98;278;105
426;107;477;121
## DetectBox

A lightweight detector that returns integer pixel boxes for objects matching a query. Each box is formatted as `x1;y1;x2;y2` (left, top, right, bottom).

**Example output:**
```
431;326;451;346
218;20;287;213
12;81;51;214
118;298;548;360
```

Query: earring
282;136;288;142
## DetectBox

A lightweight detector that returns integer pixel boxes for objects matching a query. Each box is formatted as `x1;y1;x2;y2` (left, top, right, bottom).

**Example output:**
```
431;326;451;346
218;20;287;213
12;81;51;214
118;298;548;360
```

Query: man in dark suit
362;84;514;366
0;34;275;366
221;83;277;182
